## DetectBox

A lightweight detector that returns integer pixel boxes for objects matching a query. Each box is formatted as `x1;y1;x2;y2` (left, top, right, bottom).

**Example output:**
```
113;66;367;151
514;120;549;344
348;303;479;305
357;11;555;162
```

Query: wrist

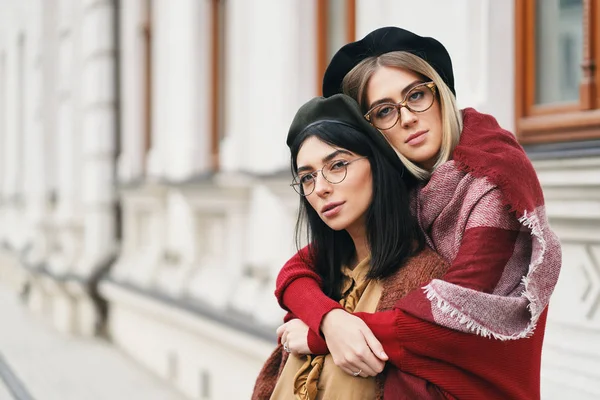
307;329;328;354
320;309;346;337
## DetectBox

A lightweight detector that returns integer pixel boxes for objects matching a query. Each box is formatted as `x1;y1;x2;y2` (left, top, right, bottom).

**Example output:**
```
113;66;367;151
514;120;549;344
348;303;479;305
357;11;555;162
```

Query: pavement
0;285;188;400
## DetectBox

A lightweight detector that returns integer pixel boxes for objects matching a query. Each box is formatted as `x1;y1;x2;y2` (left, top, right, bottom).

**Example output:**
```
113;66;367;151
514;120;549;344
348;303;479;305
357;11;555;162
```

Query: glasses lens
406;84;434;112
369;104;399;130
322;160;348;184
292;176;314;196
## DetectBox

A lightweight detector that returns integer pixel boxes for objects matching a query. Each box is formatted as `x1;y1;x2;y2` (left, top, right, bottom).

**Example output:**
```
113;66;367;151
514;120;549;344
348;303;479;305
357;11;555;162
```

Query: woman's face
296;137;372;235
365;66;443;170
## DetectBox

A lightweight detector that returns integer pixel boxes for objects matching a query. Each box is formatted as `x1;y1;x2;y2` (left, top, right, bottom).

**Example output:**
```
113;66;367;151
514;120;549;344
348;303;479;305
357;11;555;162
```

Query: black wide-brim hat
287;94;415;185
322;26;455;98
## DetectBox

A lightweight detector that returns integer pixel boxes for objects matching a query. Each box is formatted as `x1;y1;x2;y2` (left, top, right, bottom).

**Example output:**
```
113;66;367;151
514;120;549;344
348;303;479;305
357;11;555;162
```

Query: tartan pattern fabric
415;108;562;339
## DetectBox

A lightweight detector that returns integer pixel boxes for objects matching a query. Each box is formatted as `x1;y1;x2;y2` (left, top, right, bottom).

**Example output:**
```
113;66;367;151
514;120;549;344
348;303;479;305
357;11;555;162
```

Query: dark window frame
210;0;226;171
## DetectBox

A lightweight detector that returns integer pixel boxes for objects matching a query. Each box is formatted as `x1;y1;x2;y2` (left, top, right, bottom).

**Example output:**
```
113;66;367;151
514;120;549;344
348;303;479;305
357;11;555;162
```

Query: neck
346;225;369;269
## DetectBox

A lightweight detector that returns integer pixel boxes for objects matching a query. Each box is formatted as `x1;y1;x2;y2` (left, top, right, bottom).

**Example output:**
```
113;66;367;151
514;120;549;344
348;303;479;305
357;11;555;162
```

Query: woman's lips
322;202;344;217
405;130;427;146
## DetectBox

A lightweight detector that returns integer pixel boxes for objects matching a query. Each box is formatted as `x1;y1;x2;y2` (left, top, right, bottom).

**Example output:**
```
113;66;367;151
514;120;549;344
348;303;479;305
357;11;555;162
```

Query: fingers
351;360;379;377
355;334;385;374
281;332;289;348
276;323;286;339
363;330;388;361
331;346;384;377
331;352;375;378
338;365;357;377
355;351;385;376
335;358;378;377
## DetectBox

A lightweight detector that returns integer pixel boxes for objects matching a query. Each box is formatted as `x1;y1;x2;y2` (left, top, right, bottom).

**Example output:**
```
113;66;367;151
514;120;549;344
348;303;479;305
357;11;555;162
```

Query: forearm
355;306;545;397
276;247;342;335
282;277;343;335
275;246;319;309
354;307;478;368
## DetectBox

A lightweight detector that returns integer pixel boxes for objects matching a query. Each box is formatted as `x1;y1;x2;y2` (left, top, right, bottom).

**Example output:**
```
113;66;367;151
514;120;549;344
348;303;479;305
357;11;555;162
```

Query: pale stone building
0;0;598;399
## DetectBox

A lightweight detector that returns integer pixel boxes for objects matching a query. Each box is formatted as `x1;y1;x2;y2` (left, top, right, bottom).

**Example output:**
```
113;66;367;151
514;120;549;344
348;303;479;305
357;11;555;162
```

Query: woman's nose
400;106;418;127
313;174;332;197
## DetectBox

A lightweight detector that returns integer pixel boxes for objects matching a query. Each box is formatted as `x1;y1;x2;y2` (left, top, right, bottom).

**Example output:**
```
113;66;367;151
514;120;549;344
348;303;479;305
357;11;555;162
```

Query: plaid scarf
406;108;562;339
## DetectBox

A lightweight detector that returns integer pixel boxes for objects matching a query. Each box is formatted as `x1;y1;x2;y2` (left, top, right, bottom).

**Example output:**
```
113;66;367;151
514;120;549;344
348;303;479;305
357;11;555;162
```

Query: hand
321;309;388;378
276;319;311;355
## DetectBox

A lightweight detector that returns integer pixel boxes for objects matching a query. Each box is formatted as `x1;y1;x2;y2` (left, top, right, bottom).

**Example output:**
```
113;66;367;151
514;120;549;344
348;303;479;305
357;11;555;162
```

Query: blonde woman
273;27;562;399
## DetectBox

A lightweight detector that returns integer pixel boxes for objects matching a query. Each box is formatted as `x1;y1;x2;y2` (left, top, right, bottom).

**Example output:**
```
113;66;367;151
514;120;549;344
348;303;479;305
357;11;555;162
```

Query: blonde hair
342;51;463;181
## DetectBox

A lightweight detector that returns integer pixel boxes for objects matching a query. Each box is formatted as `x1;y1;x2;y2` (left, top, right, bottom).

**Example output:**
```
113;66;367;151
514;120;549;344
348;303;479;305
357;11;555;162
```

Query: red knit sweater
278;264;546;399
357;308;547;399
276;227;546;399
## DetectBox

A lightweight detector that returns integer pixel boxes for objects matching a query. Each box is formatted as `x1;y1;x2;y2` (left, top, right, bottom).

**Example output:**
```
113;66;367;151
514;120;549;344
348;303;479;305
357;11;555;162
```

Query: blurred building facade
0;0;599;399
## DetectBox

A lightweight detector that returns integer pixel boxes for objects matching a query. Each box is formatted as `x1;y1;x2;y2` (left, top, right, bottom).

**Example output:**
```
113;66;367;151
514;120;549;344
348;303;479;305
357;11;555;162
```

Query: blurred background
0;0;599;399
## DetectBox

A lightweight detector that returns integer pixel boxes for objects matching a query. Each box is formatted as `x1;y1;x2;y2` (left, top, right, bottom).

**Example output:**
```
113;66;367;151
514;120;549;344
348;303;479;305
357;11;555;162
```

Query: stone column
0;5;28;292
48;0;84;277
117;0;148;183
78;0;118;276
38;0;84;334
0;49;7;244
63;0;119;336
23;0;50;268
1;26;28;250
19;0;54;314
147;0;211;181
221;0;315;174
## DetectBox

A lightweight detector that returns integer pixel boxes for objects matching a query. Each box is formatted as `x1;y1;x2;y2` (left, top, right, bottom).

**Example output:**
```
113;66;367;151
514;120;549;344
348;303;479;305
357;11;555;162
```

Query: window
316;0;356;95
515;0;600;144
210;0;226;171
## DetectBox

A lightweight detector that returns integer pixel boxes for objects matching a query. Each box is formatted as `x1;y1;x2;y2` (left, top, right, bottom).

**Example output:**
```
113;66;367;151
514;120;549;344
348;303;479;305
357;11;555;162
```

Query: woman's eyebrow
322;149;353;163
297;149;353;173
368;79;425;110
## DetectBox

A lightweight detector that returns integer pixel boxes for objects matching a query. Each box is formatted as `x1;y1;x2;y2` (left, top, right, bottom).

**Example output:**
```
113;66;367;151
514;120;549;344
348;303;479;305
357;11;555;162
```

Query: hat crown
322;26;455;98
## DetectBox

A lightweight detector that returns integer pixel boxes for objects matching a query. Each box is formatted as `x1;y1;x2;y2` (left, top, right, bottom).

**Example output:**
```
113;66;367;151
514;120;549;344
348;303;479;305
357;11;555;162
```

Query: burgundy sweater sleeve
355;309;545;399
275;246;318;307
275;247;343;336
351;224;538;398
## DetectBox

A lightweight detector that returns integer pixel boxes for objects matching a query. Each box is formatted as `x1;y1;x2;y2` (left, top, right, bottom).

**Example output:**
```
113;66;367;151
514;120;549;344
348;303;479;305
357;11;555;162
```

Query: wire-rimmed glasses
364;82;437;130
290;156;368;196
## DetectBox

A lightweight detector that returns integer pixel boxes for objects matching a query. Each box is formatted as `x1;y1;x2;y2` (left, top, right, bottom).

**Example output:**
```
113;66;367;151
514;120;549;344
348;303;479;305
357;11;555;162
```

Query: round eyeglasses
364;82;437;130
290;157;368;196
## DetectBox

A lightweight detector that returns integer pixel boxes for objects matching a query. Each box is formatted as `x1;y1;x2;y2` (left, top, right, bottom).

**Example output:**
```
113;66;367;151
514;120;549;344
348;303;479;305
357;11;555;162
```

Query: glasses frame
364;82;437;130
290;156;368;197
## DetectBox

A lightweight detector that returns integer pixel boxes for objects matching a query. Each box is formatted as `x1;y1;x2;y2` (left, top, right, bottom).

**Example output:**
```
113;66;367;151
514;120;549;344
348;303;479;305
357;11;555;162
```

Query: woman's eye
329;161;347;171
376;106;394;118
408;90;425;101
299;174;314;184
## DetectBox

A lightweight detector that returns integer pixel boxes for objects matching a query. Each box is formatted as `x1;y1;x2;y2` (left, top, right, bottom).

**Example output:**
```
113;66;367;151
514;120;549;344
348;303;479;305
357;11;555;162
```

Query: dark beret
322;26;455;98
287;94;413;183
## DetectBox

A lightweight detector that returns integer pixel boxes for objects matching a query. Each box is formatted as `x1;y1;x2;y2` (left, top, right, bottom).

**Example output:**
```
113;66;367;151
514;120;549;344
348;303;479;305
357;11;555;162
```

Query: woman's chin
323;220;349;231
